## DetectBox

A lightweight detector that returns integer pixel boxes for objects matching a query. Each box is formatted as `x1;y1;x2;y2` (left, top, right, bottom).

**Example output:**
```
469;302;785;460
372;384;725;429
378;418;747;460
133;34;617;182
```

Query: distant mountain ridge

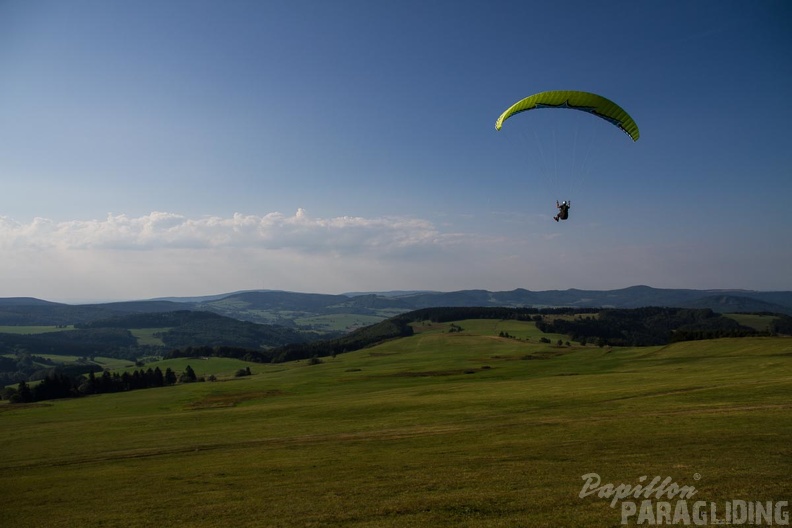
1;286;791;329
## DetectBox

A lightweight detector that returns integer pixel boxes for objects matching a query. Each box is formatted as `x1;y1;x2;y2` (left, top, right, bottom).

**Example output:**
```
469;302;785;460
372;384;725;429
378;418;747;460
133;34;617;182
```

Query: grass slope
0;325;73;334
724;313;778;332
1;319;790;527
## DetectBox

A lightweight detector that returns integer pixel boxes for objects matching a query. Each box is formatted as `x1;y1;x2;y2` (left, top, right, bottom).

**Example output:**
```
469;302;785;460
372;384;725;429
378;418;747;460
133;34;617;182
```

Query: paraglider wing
495;90;640;141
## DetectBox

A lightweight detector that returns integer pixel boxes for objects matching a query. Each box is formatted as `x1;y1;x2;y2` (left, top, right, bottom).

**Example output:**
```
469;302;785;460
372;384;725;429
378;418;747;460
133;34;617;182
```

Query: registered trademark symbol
693;473;701;481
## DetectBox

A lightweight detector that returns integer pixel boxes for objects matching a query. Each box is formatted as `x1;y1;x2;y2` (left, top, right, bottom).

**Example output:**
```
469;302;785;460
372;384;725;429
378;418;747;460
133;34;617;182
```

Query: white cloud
0;209;487;300
1;209;785;302
0;209;455;256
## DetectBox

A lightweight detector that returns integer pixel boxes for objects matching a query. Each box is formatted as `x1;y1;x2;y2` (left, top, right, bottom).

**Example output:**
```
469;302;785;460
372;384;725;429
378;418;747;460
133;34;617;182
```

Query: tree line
770;314;792;334
534;307;771;347
0;352;103;387
166;317;415;364
164;307;791;364
1;365;200;404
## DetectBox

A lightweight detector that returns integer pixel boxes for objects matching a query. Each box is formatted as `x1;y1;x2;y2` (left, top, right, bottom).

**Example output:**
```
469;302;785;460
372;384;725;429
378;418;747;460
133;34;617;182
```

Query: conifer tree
153;367;165;387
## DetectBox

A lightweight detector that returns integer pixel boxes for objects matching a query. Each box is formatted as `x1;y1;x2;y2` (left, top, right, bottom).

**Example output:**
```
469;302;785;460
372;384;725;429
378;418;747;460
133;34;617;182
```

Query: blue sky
1;0;790;302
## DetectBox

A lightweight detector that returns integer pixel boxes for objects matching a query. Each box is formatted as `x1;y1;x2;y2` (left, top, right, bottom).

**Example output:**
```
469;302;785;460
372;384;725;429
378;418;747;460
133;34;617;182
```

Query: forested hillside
3;303;790;390
3;286;791;329
76;310;309;349
167;316;414;364
0;311;313;385
215;306;787;364
534;307;771;346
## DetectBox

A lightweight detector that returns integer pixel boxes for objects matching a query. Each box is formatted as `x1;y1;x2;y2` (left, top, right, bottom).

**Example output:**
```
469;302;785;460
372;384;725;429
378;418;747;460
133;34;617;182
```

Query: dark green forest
533;307;781;346
0;311;314;386
2;365;200;404
0;311;312;360
168;316;415;364
76;310;311;349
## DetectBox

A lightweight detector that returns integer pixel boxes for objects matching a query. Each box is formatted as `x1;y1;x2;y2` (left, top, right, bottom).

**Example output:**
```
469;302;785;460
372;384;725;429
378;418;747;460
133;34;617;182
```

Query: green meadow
0;325;73;334
724;313;779;332
295;314;386;333
128;327;170;347
1;319;790;527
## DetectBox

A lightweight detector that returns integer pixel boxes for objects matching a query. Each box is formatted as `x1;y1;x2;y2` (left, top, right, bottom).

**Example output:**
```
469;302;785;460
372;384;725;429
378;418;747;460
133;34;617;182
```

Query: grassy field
1;319;790;527
0;325;73;334
724;313;779;332
114;357;263;378
295;314;386;333
128;327;170;347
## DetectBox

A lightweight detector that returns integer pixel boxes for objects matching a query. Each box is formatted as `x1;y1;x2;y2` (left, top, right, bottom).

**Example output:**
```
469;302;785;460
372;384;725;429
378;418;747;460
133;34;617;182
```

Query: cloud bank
0;209;457;256
1;209;784;302
0;209;486;301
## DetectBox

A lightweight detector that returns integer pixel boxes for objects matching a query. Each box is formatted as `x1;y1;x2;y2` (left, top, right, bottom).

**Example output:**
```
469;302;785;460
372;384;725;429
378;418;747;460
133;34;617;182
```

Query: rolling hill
160;285;792;320
2;319;790;527
1;286;791;331
0;310;312;363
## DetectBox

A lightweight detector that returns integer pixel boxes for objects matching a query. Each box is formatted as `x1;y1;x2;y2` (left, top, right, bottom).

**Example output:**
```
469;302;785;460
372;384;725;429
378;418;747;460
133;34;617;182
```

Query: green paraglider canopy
495;90;640;142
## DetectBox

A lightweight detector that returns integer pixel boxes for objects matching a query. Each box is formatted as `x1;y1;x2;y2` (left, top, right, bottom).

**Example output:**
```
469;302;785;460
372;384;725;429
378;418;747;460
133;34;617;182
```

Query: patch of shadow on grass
602;386;708;403
0;402;52;413
485;354;521;361
186;390;285;410
521;349;567;360
385;367;491;378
